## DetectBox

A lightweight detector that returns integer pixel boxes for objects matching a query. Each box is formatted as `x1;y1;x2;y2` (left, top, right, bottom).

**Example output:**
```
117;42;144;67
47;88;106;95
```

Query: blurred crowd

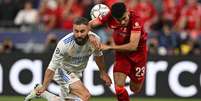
0;0;201;55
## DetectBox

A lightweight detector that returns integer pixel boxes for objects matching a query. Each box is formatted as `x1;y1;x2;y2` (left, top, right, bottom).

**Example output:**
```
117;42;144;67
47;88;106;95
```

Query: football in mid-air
90;4;110;20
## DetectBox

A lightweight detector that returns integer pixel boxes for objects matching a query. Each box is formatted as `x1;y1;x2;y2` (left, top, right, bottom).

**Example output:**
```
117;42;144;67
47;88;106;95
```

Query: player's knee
115;85;126;95
130;85;142;94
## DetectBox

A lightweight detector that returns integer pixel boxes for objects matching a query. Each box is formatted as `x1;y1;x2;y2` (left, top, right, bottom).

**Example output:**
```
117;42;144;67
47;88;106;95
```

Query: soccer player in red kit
89;2;148;101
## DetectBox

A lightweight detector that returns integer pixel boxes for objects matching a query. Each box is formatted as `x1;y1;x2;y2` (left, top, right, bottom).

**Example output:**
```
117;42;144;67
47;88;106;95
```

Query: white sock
40;91;60;101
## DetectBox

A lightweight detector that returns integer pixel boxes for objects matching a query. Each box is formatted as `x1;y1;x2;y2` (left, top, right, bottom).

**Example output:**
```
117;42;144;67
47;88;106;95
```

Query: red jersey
162;0;182;24
180;4;201;30
99;11;148;61
132;1;157;24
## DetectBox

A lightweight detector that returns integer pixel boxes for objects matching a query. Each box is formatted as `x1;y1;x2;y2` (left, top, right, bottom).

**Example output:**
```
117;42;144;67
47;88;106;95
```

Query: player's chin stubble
75;36;89;46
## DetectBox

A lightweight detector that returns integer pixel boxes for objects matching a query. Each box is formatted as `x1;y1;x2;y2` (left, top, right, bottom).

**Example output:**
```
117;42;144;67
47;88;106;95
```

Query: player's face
73;24;89;46
116;12;129;27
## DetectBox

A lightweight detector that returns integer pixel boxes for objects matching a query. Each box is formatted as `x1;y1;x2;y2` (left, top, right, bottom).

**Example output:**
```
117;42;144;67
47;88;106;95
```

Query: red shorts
113;47;147;83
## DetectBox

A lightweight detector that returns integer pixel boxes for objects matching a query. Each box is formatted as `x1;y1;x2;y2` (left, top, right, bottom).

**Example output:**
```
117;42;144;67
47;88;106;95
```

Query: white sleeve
48;41;65;71
14;11;24;25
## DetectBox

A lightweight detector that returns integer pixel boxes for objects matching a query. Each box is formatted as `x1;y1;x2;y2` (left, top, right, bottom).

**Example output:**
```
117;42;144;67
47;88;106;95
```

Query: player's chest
113;32;130;45
66;45;94;56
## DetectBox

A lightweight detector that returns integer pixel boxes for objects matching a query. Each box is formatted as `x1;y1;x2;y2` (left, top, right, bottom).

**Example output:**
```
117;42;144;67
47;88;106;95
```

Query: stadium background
0;0;201;101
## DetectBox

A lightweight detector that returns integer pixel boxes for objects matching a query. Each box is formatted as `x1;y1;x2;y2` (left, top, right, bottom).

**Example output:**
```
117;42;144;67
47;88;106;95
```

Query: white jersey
48;31;102;73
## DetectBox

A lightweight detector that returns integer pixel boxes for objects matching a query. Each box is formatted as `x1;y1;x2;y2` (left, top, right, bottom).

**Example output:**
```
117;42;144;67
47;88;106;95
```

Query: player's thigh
113;57;131;86
129;61;146;93
69;80;90;100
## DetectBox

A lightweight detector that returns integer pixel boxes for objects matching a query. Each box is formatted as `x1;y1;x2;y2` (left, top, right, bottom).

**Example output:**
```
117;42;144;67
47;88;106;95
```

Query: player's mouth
75;36;88;46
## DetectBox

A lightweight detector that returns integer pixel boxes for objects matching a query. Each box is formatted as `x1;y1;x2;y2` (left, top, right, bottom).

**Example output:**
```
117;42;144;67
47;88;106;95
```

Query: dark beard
74;36;89;46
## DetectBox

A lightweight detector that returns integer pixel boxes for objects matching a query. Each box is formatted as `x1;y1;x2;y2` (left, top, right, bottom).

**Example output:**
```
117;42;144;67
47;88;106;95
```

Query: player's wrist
110;45;115;50
100;71;106;75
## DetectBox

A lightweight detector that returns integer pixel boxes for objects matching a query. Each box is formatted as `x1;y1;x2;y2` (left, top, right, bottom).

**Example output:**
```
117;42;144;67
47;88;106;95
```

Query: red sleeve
98;12;111;24
131;16;143;33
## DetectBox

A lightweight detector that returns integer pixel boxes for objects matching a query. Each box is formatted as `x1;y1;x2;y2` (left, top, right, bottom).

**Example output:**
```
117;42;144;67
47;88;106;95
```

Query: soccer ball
90;4;110;20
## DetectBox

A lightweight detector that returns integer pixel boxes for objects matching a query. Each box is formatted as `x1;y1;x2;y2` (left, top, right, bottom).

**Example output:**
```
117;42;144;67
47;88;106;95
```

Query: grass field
0;96;200;101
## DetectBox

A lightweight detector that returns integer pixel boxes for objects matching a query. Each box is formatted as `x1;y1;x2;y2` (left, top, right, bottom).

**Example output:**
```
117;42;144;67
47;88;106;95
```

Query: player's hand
100;72;112;86
101;44;112;51
36;86;46;96
89;34;101;50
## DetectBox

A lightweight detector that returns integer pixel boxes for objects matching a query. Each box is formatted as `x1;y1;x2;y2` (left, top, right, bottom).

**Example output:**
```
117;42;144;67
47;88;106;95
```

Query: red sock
115;85;130;101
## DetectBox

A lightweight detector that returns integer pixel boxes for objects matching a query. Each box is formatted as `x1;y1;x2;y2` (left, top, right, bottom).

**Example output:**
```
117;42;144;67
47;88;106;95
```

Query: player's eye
80;30;85;33
121;17;126;21
74;30;79;33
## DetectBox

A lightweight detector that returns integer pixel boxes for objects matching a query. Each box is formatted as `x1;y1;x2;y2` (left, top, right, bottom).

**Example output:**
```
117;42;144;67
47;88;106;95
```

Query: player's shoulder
55;32;74;49
60;32;74;45
88;31;101;40
129;10;143;26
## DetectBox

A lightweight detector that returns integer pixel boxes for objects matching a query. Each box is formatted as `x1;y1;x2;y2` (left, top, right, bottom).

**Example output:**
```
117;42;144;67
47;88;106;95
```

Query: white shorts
53;68;80;99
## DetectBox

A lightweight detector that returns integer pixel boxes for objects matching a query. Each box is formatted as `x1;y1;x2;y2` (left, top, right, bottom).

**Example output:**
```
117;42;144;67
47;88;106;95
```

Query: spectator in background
54;0;83;30
38;0;57;31
0;44;3;54
124;0;138;10
177;0;201;35
133;0;158;32
179;31;192;55
43;33;57;53
0;0;19;27
14;1;38;30
62;0;84;30
190;40;201;55
103;0;119;7
158;22;180;55
148;36;159;55
162;0;184;26
1;38;21;53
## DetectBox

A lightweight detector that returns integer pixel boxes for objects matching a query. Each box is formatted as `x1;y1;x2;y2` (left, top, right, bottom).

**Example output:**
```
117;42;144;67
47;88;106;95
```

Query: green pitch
0;96;200;101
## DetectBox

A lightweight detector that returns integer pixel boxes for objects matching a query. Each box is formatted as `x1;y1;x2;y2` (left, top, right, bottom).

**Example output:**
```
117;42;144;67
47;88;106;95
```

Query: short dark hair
111;2;126;19
73;17;89;25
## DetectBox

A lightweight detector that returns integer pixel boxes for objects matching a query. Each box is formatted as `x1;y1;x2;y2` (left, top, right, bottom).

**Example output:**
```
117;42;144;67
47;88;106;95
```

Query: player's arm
101;31;141;52
112;31;141;51
36;41;65;95
42;68;55;89
94;51;112;86
89;18;103;28
36;68;54;95
94;55;106;74
88;15;110;49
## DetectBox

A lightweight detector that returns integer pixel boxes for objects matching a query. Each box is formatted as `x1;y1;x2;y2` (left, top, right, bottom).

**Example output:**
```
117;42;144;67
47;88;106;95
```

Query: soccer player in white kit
24;17;112;101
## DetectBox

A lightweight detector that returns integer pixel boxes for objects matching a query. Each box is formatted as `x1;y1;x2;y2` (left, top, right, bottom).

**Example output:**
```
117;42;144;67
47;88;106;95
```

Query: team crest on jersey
133;22;141;29
56;48;60;54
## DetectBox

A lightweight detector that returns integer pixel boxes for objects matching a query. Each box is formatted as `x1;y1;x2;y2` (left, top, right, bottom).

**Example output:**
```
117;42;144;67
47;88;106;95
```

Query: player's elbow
129;44;138;51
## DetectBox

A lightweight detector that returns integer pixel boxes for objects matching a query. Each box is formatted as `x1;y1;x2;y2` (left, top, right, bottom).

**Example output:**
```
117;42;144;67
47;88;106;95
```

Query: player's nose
77;32;82;37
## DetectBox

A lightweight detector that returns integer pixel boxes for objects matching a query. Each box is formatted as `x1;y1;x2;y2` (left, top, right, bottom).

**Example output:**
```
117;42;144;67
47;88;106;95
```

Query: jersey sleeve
98;12;111;24
131;16;143;33
131;21;142;33
48;41;65;71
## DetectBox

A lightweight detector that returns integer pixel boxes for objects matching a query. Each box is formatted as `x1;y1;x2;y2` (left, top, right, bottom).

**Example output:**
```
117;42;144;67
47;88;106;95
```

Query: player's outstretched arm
112;31;141;51
89;18;102;28
94;55;112;86
101;31;141;52
36;68;55;95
